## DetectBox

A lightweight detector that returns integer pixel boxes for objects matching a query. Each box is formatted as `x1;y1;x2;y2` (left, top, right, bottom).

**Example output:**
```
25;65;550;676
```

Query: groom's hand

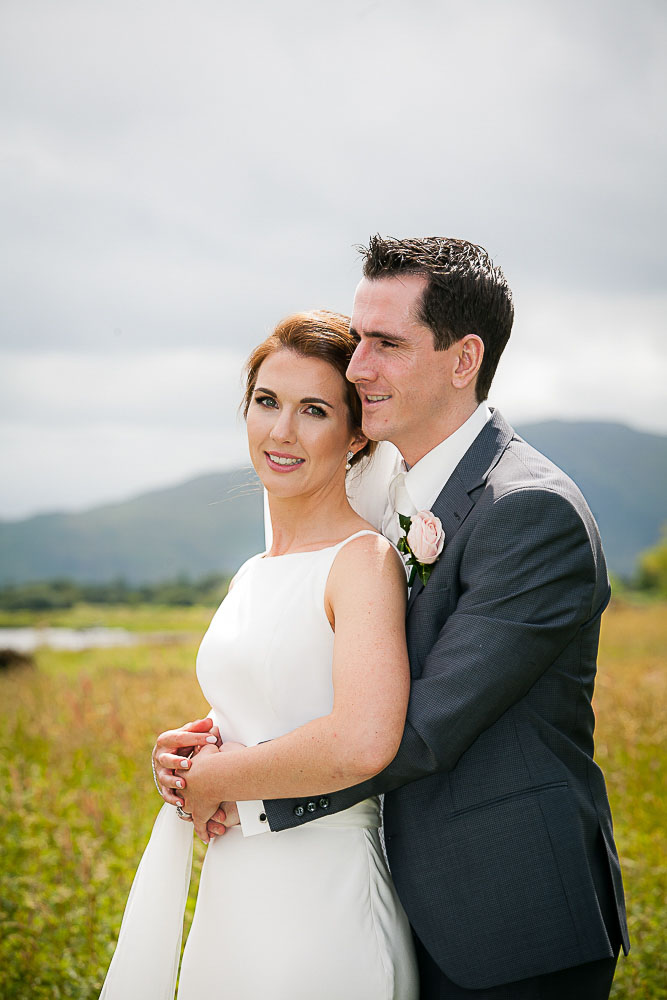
207;802;240;838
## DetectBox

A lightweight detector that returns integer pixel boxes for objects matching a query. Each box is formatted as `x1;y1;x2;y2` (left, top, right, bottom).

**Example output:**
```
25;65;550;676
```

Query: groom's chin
361;418;387;444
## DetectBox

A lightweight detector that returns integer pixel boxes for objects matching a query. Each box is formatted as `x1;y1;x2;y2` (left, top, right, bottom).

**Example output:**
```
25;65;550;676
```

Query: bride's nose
269;407;297;444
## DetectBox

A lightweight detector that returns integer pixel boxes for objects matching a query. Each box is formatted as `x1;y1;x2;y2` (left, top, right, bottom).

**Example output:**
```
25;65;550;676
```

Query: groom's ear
452;335;484;390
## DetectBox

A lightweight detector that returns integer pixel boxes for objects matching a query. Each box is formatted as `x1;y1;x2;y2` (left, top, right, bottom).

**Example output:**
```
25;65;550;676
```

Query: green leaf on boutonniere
416;562;434;587
398;513;413;533
397;537;410;555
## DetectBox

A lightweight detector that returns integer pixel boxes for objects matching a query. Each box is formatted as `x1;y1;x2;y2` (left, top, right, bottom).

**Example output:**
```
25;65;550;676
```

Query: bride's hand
190;727;226;759
202;743;245;837
152;718;220;807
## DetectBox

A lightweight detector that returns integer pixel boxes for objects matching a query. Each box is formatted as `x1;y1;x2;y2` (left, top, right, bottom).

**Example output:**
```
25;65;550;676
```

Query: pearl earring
345;451;354;471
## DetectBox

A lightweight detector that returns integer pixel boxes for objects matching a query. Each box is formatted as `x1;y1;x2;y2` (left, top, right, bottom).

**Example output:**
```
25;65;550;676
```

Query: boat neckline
259;529;379;560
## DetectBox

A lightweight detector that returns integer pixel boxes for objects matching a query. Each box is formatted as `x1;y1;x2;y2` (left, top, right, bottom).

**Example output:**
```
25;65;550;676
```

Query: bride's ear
349;430;368;458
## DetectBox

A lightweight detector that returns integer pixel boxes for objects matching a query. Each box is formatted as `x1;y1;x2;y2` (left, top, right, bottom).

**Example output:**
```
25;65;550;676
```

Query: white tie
383;472;416;545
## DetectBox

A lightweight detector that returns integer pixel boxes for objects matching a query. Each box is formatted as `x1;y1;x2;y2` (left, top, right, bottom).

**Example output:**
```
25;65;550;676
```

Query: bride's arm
179;534;409;838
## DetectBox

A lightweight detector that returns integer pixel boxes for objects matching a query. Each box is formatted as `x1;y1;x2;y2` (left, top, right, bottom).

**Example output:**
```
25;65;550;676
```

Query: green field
1;601;665;998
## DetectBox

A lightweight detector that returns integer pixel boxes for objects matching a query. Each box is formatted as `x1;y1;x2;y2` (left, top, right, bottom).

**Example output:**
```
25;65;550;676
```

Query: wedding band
176;805;192;820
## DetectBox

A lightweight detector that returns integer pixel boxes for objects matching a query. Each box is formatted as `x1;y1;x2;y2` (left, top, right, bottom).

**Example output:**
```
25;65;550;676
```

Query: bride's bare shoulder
330;529;405;586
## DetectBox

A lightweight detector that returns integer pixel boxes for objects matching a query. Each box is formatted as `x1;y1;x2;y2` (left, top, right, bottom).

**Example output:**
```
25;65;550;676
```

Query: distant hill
0;467;265;585
0;421;664;583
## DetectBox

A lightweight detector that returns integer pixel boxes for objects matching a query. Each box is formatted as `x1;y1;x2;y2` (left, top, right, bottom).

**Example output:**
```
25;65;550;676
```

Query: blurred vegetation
0;623;211;999
0;602;219;632
592;601;667;998
634;527;667;598
0;574;230;613
0;602;665;998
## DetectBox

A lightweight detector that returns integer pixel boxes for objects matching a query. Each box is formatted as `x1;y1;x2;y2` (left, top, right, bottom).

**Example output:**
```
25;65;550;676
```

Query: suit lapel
406;409;515;614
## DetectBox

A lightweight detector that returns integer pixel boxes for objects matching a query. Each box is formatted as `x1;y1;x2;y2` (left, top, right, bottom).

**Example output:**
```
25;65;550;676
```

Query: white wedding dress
100;524;418;1000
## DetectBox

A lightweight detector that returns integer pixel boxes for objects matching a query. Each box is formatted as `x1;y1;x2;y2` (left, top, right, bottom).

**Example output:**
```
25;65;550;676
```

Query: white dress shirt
382;402;491;543
239;401;492;836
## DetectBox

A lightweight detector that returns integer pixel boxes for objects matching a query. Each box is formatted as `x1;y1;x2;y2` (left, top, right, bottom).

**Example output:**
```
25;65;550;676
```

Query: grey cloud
1;0;665;353
1;0;665;516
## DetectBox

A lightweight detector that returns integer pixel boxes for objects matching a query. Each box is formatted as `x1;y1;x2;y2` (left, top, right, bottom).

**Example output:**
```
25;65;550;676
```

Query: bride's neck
267;486;357;555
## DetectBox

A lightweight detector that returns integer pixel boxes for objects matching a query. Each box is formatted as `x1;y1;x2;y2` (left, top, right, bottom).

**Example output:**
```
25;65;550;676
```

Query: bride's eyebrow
300;396;333;409
254;387;333;410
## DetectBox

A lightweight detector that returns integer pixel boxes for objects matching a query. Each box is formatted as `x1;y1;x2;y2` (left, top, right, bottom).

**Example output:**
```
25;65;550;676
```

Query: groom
244;237;628;998
189;236;628;998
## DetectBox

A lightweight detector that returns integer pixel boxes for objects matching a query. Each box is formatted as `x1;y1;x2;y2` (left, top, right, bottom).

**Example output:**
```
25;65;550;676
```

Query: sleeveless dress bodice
197;540;360;749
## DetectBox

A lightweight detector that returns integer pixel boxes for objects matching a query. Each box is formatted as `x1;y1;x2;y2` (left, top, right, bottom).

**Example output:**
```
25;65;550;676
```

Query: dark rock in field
0;648;35;671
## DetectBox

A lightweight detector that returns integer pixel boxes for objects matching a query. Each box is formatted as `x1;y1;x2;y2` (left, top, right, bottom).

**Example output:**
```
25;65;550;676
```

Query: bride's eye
255;394;277;409
304;404;326;418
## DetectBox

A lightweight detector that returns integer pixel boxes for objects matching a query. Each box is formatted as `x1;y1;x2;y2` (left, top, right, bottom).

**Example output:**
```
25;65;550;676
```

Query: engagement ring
176;805;192;820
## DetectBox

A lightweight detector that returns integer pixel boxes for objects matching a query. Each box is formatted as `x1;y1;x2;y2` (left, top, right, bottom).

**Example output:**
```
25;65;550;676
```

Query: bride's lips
264;451;306;473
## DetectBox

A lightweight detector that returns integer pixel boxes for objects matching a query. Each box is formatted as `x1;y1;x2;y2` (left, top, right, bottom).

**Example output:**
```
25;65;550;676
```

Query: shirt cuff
237;800;271;836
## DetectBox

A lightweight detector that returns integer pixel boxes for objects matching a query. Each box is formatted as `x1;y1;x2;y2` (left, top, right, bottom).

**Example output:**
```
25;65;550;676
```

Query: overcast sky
1;0;665;518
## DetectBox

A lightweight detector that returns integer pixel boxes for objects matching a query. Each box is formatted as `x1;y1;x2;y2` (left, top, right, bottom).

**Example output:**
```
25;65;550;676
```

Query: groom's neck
397;397;480;468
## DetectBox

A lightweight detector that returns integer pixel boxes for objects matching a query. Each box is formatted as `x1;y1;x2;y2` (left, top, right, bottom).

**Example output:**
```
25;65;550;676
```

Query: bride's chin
260;475;307;499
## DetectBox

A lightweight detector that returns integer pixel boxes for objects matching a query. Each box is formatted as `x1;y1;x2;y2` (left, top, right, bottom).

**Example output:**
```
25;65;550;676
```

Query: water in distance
0;627;141;653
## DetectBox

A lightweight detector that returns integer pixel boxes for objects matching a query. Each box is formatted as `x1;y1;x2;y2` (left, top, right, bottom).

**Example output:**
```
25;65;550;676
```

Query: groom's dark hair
360;235;514;401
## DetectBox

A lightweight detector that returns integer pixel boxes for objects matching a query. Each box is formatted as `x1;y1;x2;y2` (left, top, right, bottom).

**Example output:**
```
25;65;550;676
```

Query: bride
100;310;418;999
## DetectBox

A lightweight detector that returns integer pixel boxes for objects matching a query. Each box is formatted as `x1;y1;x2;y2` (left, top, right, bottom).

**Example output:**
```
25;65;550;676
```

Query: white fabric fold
99;803;193;1000
383;472;417;544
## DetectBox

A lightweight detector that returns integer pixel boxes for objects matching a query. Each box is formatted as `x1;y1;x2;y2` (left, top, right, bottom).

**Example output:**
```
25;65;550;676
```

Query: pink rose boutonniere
397;510;445;586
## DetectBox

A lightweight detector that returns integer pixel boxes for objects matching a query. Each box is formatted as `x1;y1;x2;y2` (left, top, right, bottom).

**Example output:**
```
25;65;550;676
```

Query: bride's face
246;349;365;498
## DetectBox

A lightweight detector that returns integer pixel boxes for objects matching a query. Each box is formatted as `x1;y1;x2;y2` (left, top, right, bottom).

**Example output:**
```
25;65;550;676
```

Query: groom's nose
347;339;375;383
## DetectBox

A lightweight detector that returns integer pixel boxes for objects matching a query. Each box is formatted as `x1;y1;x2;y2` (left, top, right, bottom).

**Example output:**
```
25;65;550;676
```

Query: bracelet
151;754;163;797
152;745;195;798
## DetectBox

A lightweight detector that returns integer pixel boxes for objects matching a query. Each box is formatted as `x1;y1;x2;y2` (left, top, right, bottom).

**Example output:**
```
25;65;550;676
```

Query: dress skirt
178;799;418;1000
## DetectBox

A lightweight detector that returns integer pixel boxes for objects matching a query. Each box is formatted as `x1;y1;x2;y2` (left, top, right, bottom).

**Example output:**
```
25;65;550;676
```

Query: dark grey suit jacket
264;410;629;990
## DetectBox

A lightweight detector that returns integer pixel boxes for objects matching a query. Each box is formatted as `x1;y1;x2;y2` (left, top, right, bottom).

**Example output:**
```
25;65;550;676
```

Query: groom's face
348;275;459;466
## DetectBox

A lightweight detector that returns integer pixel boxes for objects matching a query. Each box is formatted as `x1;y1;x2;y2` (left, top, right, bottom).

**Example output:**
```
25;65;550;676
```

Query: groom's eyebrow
349;326;408;343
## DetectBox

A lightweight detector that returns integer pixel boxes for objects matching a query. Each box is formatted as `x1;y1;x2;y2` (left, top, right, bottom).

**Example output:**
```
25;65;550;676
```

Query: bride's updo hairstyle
243;310;376;469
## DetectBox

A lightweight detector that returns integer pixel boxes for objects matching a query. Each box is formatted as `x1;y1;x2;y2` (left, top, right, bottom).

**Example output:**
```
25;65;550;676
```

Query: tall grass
593;600;667;998
0;601;665;998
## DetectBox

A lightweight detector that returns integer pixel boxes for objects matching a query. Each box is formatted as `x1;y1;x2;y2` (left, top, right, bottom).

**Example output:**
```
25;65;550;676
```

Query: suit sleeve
264;486;609;831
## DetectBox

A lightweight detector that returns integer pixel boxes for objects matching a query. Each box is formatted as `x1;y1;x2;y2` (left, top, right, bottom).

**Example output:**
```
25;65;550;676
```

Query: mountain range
1;421;665;584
